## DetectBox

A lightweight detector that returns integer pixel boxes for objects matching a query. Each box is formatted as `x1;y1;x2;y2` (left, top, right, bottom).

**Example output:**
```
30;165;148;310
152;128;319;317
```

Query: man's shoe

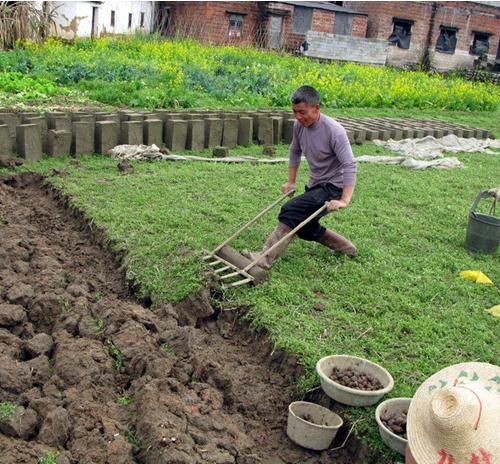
242;222;294;269
317;229;357;257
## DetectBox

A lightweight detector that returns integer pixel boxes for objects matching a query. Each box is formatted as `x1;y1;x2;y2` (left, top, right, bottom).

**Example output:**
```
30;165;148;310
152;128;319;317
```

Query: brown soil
0;173;378;464
329;367;384;391
381;412;407;440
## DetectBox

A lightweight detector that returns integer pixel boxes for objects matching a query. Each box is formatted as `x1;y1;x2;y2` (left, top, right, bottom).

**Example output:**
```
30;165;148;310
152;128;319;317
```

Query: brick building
157;1;368;52
343;1;500;69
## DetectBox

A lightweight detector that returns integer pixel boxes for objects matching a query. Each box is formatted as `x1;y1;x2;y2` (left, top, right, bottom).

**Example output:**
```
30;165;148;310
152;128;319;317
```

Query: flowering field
0;35;498;111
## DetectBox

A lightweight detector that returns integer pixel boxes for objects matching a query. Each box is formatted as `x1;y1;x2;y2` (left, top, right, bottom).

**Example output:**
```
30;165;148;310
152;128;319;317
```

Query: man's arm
326;126;357;211
282;122;302;193
282;165;298;193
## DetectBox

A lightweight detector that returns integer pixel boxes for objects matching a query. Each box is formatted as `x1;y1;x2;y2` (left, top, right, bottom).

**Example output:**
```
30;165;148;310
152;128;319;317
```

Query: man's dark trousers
278;183;342;241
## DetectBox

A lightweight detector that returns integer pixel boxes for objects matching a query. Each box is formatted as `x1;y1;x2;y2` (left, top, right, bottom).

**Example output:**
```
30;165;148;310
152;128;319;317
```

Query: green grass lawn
2;109;499;461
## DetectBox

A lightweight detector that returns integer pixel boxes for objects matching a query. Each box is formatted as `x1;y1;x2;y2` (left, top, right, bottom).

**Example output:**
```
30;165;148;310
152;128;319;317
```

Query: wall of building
304;31;388;64
165;1;261;46
163;1;367;52
352;15;368;38
47;1;154;40
343;1;500;69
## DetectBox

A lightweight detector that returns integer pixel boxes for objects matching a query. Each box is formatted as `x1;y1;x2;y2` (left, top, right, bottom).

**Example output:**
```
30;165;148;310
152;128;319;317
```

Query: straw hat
407;362;500;464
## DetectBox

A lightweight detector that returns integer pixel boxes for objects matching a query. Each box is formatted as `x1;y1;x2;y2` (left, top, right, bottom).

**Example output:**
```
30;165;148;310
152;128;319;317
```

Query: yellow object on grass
485;305;500;317
459;270;494;285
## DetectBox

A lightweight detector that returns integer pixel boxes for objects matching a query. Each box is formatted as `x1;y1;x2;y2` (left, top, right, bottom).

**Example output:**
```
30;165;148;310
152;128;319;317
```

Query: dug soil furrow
0;174;370;464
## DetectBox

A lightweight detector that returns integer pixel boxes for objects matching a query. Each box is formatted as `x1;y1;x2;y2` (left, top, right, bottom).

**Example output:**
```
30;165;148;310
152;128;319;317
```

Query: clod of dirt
262;145;277;156
50;168;68;177
329;367;384;391
0;303;26;327
381;411;407;439
24;333;54;358
5;283;34;306
0;406;38;440
0;157;23;168
117;159;134;174
38;407;71;447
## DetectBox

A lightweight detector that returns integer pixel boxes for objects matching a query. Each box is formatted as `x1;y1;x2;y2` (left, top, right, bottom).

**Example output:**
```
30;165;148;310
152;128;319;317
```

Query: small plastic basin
286;401;343;451
316;355;394;406
375;397;412;455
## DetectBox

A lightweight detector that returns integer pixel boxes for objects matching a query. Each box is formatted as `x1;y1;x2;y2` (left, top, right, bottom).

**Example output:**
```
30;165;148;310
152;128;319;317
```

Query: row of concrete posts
0;109;296;161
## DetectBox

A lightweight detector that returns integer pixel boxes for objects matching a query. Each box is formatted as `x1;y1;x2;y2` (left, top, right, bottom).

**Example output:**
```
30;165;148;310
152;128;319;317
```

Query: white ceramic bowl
375;397;411;455
316;355;394;406
287;401;343;451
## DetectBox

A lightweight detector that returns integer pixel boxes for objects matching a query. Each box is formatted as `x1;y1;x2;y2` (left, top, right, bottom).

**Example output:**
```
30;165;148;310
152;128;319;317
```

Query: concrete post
143;119;163;146
95;121;119;154
165;119;188;152
16;124;42;161
120;121;143;145
222;118;238;149
186;119;205;151
47;130;72;157
72;121;95;156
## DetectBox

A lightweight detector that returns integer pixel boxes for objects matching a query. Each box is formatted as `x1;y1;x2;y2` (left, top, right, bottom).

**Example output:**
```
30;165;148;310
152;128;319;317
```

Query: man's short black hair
291;86;320;105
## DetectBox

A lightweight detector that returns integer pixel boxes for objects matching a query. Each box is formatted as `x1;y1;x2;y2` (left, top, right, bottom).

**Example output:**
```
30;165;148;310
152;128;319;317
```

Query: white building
46;1;155;40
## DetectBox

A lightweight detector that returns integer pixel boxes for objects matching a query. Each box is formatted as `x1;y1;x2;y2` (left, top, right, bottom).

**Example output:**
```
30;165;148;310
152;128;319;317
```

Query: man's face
292;102;320;127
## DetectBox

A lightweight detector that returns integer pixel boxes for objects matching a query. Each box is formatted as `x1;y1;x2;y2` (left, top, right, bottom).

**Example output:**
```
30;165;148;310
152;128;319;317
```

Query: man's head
291;86;320;128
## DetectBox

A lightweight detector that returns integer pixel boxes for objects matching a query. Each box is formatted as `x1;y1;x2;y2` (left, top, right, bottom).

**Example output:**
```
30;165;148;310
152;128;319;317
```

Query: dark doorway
334;12;352;35
91;6;98;38
268;14;283;49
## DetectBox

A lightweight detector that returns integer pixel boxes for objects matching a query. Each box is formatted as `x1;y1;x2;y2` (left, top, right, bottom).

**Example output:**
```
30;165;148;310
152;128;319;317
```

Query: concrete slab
16;124;42;161
222;118;238;149
120;121;143;145
126;114;145;122
23;117;48;153
20;112;38;122
47;130;71;157
0;112;19;138
48;116;71;133
72;121;95;156
204;118;223;148
143;119;163;146
186;120;205;151
271;117;283;144
95;121;119;154
283;119;295;144
0;125;13;158
257;117;273;145
165;119;188;152
237;117;253;147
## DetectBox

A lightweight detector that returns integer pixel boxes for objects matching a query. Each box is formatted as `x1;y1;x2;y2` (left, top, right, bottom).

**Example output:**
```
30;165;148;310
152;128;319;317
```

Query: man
244;85;357;269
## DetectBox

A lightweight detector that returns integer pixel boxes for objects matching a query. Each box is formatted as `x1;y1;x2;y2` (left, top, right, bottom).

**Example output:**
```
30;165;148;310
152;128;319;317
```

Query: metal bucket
465;190;499;255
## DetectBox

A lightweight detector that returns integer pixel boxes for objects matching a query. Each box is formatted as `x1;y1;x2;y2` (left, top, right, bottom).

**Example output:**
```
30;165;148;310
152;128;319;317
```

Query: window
140;12;145;28
110;10;115;27
470;31;491;55
436;26;457;54
228;14;243;38
388;18;413;49
128;13;132;29
292;6;313;34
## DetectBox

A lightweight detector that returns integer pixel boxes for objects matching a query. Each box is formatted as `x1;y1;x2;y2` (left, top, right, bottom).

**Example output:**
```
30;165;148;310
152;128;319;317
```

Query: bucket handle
470;190;497;217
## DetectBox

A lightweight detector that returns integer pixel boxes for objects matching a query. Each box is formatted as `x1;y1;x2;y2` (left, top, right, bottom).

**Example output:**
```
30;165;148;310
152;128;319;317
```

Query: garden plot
0;173;381;464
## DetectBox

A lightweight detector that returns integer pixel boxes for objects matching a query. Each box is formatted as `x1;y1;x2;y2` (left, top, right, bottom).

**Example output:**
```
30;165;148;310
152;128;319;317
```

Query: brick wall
165;1;261;46
164;1;369;52
305;31;388;65
352;15;368;38
312;10;335;34
344;1;500;69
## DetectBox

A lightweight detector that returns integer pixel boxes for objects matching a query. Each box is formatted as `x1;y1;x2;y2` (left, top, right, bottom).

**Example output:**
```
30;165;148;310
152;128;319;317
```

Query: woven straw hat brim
407;362;500;464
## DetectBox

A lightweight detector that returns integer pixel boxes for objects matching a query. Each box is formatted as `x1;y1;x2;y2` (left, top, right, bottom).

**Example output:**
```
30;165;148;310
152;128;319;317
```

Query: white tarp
374;135;500;158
